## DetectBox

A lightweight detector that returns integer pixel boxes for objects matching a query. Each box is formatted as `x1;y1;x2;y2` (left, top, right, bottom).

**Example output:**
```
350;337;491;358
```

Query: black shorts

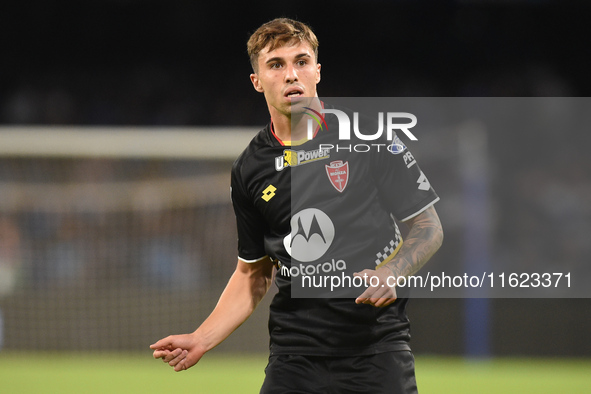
259;351;418;394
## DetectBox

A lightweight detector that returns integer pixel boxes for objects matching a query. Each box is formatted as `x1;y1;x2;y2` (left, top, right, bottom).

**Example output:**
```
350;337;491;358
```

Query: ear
250;73;264;93
316;63;321;84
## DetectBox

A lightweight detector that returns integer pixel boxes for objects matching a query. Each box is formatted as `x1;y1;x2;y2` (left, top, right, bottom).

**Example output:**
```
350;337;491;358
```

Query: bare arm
355;205;443;307
385;205;443;279
150;256;274;371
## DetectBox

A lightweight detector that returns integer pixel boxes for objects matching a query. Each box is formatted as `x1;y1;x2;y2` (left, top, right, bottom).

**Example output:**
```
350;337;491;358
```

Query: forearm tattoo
385;206;443;279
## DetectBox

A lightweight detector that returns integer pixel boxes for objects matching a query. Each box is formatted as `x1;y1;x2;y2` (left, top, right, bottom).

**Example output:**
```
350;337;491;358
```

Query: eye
270;62;282;69
297;60;307;66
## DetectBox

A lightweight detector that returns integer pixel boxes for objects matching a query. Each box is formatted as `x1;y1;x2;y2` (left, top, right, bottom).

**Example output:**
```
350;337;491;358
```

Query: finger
368;284;397;307
150;336;173;350
355;279;382;303
174;359;187;372
356;288;377;304
371;294;393;307
356;282;389;305
174;350;199;372
368;286;391;304
173;351;190;372
375;293;398;307
153;349;171;359
168;349;188;367
355;288;372;304
376;297;397;308
163;348;183;363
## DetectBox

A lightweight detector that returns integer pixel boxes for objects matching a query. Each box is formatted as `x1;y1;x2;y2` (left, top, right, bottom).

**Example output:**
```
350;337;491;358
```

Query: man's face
250;41;321;118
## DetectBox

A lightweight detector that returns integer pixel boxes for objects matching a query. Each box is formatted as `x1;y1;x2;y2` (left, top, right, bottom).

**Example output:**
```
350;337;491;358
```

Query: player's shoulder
232;123;274;176
233;124;271;164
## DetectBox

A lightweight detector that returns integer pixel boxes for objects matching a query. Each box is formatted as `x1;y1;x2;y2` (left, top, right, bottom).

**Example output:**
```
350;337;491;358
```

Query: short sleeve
230;160;269;262
370;133;439;221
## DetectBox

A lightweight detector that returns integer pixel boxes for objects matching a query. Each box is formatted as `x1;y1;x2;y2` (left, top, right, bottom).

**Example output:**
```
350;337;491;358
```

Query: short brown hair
247;18;319;72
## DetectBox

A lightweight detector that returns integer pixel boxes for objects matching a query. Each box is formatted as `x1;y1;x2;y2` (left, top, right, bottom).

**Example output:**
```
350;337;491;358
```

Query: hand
354;267;398;308
150;333;206;372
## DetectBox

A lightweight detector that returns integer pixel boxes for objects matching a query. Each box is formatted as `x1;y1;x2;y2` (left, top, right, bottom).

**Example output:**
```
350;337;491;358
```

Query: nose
284;63;298;83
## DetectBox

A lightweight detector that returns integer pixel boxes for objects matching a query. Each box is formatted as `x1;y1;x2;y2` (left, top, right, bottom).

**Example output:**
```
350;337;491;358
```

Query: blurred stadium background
1;1;590;393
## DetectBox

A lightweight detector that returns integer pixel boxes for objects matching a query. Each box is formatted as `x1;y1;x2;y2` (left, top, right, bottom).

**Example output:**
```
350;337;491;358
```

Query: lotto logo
261;184;277;202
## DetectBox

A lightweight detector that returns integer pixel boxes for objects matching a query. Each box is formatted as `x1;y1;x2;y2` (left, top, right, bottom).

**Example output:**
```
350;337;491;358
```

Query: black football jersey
230;105;439;356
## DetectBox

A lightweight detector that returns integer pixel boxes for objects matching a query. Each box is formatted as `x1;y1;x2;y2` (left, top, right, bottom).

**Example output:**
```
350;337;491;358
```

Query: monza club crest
325;160;349;192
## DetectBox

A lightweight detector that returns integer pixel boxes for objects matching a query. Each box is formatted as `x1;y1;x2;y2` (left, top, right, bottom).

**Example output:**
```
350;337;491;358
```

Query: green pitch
0;353;589;393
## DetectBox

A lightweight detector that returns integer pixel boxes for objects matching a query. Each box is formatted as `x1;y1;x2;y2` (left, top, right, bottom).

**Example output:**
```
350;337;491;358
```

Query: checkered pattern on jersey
374;224;402;266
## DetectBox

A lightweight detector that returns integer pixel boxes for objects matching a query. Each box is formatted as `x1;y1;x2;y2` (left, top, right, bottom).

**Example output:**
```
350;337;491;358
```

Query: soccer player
151;18;443;393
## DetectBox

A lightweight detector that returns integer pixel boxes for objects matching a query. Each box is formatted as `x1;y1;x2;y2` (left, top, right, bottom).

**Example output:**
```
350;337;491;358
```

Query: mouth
284;86;304;98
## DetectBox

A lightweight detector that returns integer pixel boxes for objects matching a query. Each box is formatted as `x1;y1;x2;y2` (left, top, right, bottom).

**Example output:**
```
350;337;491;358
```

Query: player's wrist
190;330;212;354
380;264;399;281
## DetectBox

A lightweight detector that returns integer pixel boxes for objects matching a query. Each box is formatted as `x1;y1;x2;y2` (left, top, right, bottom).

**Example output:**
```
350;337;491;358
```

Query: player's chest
248;146;374;217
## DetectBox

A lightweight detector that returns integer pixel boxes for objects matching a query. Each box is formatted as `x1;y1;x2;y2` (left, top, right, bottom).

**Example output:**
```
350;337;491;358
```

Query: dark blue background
2;1;588;125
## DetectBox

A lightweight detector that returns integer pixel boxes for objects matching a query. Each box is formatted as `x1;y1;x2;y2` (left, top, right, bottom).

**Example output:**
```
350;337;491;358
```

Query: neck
270;97;322;144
